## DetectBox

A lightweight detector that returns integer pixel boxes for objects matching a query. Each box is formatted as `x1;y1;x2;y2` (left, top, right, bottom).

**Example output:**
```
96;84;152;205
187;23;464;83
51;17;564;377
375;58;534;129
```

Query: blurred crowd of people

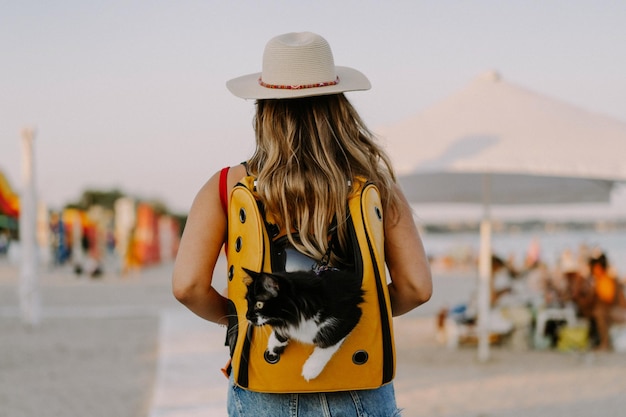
545;248;626;351
440;244;626;352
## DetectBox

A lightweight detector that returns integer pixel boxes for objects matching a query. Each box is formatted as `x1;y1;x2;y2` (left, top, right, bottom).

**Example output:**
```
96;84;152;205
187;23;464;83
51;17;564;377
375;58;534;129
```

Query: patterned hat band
257;76;340;90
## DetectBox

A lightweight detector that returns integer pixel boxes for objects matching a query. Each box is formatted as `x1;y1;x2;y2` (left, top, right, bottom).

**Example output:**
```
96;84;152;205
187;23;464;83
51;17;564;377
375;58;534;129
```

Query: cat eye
255;301;264;310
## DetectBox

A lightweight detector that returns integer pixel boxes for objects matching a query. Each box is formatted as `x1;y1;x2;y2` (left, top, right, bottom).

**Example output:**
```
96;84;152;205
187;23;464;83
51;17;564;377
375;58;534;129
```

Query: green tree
66;189;126;211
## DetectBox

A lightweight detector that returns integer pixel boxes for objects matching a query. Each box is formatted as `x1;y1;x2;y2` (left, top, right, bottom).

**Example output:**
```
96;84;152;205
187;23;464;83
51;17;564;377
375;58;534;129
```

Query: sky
2;0;626;221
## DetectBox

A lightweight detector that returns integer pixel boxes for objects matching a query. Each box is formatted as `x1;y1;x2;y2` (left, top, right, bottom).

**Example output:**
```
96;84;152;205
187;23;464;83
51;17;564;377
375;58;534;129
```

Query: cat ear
242;267;258;286
261;274;280;297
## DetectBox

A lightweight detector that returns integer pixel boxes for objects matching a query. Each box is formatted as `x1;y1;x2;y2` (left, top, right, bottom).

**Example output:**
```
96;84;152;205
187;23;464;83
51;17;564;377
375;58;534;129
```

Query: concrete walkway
149;307;229;417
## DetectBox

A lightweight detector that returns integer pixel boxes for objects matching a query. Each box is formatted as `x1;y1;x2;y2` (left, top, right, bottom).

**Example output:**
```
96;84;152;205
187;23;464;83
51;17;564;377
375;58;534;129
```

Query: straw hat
226;32;371;99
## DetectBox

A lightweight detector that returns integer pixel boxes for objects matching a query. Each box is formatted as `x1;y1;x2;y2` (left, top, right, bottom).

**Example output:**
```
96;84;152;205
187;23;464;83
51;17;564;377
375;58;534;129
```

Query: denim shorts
227;375;401;417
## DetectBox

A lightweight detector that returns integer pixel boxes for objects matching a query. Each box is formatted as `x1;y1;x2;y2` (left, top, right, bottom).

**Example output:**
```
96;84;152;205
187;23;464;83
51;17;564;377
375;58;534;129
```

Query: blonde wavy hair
247;93;399;264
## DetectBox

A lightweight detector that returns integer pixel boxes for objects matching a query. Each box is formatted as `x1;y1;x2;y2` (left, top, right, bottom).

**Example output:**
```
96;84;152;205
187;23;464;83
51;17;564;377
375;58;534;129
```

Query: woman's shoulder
201;164;248;188
192;164;249;207
226;164;248;187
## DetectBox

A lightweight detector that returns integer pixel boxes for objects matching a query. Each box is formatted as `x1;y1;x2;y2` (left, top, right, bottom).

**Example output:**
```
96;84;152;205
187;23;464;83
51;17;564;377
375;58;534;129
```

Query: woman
589;252;626;350
172;32;432;416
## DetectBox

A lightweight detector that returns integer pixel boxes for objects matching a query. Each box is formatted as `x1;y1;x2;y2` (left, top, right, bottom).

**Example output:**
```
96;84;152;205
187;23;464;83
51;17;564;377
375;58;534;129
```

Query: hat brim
226;66;371;99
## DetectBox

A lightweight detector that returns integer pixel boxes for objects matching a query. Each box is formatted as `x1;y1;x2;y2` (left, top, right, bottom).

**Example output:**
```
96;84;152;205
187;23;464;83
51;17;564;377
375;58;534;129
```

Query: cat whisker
219;313;240;322
259;325;272;338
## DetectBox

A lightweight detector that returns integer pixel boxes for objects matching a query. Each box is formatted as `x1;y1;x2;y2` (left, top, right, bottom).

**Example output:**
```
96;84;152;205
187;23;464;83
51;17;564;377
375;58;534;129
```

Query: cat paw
301;358;324;381
267;332;289;355
301;344;342;381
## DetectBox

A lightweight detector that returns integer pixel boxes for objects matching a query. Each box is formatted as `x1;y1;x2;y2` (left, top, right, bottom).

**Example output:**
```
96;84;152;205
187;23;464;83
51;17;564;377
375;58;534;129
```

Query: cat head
242;268;292;327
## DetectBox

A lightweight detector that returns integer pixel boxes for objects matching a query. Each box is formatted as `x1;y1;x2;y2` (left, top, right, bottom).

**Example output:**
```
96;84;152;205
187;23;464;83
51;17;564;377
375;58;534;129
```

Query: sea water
422;228;626;273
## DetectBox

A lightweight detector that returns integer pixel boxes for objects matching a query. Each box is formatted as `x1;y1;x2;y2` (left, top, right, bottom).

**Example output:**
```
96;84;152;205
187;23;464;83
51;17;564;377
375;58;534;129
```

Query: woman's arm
171;169;232;325
384;185;433;316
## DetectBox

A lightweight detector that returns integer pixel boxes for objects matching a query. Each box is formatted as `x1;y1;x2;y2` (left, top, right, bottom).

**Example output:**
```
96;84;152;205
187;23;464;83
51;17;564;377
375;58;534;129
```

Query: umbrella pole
19;127;41;327
477;174;492;362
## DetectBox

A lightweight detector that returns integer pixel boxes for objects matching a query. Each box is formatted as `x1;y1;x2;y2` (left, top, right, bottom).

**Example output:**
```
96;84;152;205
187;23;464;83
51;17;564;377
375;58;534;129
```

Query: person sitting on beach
490;255;514;306
490;254;545;309
589;251;626;351
439;254;517;347
555;250;595;318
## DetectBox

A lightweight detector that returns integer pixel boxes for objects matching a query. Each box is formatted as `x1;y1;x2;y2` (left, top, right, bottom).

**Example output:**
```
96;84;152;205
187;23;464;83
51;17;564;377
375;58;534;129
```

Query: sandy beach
2;258;626;417
0;260;168;417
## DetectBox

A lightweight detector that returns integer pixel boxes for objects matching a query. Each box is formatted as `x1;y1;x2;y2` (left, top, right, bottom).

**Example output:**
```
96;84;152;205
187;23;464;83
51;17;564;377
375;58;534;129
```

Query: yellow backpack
225;175;395;393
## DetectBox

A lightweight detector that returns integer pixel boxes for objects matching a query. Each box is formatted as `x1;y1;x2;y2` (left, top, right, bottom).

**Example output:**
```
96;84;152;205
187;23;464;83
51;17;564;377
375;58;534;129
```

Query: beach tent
0;169;19;232
379;71;626;361
0;169;20;219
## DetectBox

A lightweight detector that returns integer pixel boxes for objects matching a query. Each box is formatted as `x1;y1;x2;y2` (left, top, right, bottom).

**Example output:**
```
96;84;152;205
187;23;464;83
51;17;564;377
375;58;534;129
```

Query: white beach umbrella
379;71;626;361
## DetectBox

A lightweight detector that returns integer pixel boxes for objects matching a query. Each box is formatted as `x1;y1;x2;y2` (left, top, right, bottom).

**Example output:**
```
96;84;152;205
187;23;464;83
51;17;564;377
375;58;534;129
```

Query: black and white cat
243;267;364;381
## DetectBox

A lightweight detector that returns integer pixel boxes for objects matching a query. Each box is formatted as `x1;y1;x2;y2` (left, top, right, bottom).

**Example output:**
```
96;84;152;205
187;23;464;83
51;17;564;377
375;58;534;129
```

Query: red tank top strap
219;166;230;214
